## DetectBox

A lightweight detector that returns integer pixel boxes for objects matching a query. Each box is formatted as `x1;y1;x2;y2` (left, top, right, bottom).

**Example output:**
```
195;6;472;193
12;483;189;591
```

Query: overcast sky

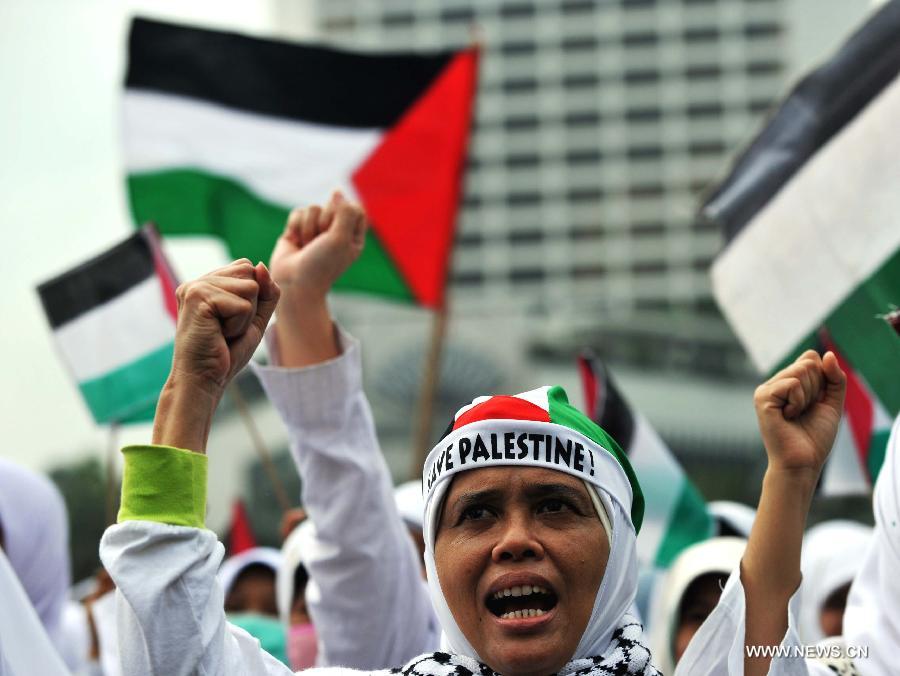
0;1;289;473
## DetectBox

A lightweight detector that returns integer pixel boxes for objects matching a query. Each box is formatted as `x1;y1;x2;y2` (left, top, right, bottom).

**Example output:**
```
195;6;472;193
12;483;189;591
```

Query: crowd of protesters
1;195;897;676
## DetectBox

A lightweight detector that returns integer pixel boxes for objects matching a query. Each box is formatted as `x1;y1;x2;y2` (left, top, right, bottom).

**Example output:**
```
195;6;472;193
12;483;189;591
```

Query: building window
452;270;485;286
561;0;595;15
744;22;781;38
685;64;721;80
624;68;660;84
565;111;601;127
501;40;537;56
510;267;546;282
563;73;599;89
509;229;544;244
505;153;540;168
683;27;719;43
622;31;658;47
625;106;662;122
507;191;542;206
500;2;536;19
441;7;475;23
566;148;602;165
568;187;604;202
381;12;414;27
503;77;539;93
687;102;723;118
627;144;663;160
505;115;540;131
562;35;599;52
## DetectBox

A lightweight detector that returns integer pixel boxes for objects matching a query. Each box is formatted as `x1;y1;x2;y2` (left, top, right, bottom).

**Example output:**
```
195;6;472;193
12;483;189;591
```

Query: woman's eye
460;505;493;522
537;499;568;514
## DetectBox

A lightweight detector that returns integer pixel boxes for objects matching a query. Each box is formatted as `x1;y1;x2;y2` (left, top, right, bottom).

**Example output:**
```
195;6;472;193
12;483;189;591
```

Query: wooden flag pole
410;305;449;480
227;383;293;513
105;423;120;526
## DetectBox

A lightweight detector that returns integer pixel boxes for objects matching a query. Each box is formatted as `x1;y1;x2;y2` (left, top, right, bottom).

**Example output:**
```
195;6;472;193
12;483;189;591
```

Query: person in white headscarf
842;412;900;676
647;537;746;674
219;547;287;665
0;458;89;671
797;520;872;645
277;521;316;671
0;547;70;676
707;501;756;538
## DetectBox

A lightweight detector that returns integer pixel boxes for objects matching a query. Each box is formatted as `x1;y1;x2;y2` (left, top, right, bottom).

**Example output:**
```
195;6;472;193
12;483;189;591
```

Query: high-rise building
276;0;817;372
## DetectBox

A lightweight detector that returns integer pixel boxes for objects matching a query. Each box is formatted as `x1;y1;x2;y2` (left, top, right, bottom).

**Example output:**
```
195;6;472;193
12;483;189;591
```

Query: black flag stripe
126;17;456;130
37;228;156;329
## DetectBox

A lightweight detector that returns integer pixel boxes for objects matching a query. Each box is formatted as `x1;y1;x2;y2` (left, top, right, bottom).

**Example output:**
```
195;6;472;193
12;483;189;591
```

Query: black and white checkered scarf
391;619;661;676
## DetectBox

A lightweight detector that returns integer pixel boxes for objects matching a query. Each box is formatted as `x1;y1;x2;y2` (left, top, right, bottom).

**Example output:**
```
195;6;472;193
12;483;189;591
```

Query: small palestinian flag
578;352;712;567
819;333;893;494
123;17;478;309
37;225;177;425
702;1;900;417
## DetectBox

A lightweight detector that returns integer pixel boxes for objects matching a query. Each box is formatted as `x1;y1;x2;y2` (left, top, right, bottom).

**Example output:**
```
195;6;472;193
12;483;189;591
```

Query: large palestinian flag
577;352;712;567
703;1;900;418
123;18;478;309
37;225;178;425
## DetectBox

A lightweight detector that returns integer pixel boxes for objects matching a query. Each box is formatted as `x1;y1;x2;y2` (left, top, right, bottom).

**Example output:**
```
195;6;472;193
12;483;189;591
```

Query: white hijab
0;549;70;675
217;546;283;599
646;536;747;674
798;519;873;644
0;459;71;646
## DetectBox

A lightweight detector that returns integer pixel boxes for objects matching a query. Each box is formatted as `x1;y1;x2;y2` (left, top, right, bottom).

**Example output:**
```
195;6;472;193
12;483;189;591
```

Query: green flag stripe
867;428;891;484
654;481;714;567
823;249;900;415
127;169;414;303
78;342;174;424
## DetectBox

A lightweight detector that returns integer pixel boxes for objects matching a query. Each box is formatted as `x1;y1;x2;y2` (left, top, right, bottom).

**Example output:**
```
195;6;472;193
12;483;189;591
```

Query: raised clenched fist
753;349;846;477
269;191;367;306
170;259;280;398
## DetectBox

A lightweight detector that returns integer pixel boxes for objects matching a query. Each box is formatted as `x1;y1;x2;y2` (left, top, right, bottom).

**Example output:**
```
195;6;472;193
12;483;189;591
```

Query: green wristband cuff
117;445;208;528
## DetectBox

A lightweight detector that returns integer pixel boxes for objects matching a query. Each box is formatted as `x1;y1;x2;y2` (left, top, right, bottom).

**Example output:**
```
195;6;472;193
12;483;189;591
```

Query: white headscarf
0;549;70;676
646;536;746;674
707;501;756;538
217;546;283;599
394;481;424;531
277;521;314;625
0;459;71;646
798;520;873;644
421;386;646;667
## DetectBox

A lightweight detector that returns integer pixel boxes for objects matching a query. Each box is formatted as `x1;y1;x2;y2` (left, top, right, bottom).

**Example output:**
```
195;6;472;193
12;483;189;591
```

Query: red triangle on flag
228;499;257;555
352;49;479;309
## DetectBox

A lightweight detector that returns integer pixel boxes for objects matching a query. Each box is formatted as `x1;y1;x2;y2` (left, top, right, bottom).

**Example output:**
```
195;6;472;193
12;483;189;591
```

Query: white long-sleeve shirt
249;327;439;668
843;413;900;676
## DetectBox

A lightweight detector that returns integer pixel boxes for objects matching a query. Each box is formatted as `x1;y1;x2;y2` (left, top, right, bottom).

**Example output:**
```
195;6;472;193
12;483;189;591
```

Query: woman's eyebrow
523;483;590;503
450;488;504;512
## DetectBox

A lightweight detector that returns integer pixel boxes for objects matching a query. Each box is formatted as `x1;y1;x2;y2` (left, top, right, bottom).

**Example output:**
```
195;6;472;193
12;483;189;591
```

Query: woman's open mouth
485;583;559;620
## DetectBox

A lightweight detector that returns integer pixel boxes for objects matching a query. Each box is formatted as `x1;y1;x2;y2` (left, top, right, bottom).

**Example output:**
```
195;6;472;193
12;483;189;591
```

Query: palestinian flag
123;17;478;309
37;225;177;425
702;1;900;419
818;333;893;494
577;352;712;567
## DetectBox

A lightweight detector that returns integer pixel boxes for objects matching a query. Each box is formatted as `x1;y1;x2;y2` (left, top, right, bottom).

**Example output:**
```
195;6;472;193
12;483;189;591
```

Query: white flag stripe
711;75;900;372
54;276;175;382
123;90;381;208
627;415;685;563
821;419;869;496
516;386;551;412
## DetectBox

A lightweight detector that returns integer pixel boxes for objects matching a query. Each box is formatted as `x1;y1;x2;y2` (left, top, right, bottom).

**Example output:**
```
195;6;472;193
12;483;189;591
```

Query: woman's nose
491;514;545;562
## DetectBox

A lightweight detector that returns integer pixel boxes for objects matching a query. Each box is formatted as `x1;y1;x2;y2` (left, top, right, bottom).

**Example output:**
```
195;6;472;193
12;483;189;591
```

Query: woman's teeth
492;584;550;599
500;608;546;619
